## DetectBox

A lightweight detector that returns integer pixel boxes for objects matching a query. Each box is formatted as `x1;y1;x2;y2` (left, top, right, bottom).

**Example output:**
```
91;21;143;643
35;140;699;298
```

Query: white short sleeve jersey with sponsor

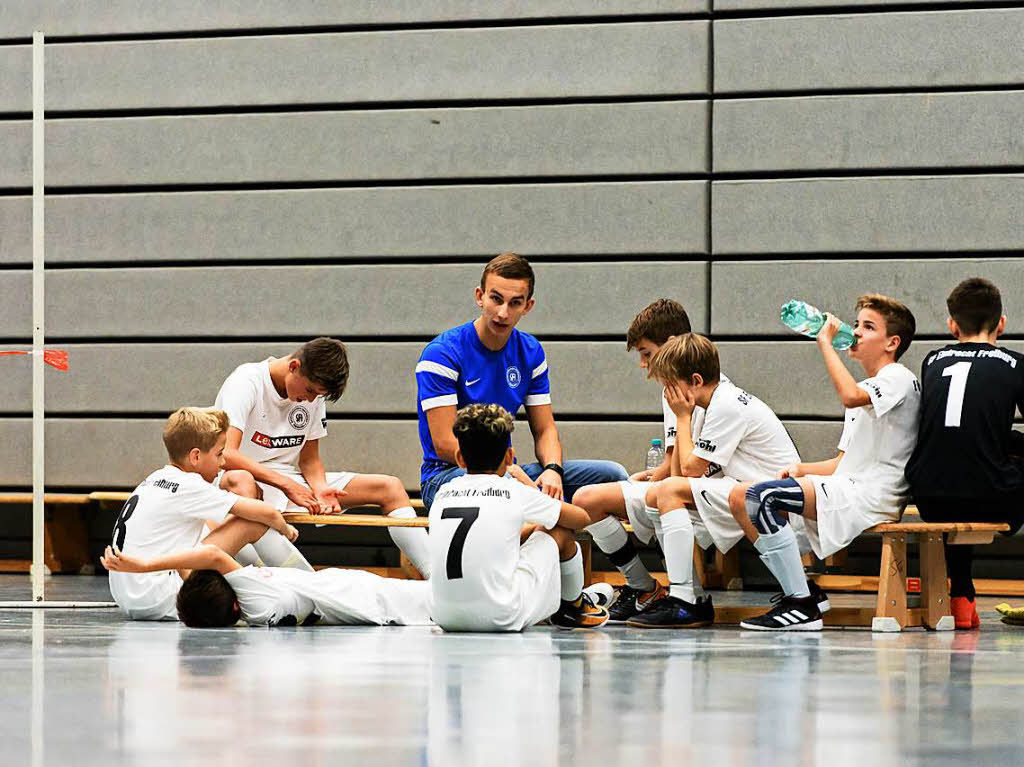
428;473;562;630
689;379;799;481
834;362;921;512
108;466;239;608
662;372;731;448
223;566;317;627
214;358;328;472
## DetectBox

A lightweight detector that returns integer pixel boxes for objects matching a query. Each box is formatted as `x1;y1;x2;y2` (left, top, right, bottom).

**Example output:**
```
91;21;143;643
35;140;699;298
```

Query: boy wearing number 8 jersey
108;408;304;621
906;278;1024;628
428;404;608;632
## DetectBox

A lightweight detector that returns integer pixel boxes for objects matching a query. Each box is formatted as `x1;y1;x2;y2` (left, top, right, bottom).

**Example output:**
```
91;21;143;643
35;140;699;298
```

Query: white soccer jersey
108;466;239;616
834;362;921;512
224;566;433;627
689;379;799;481
214;359;328;472
428;473;562;631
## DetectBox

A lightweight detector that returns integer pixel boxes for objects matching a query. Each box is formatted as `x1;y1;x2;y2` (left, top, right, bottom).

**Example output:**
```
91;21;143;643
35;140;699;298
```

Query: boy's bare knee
221;470;260;498
656;477;691;512
382;475;409;508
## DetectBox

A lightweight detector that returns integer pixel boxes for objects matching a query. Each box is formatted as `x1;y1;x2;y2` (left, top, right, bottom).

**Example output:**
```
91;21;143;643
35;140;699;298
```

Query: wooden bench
0;492;93;574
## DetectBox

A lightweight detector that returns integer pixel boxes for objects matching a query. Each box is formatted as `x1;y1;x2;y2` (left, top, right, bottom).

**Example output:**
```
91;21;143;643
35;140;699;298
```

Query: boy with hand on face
730;294;919;631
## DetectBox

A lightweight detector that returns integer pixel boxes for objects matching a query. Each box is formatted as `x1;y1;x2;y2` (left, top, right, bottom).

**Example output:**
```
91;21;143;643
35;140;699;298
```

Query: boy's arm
555;501;590;531
817;316;871;408
780;453;843;478
526;404;565;499
221;427;320;513
424;405;460;464
665;385;711;478
297;440;345;513
228;497;299;542
102;543;241;576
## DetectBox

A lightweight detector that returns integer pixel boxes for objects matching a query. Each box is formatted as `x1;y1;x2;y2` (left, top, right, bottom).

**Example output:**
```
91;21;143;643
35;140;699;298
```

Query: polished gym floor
1;575;1021;767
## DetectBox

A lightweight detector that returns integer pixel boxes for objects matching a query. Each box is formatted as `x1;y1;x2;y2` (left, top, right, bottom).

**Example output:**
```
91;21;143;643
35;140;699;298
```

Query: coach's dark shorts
914;492;1024;537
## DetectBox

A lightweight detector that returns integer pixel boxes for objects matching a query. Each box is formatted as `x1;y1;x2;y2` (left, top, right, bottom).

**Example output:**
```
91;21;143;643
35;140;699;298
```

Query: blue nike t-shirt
416;321;552;484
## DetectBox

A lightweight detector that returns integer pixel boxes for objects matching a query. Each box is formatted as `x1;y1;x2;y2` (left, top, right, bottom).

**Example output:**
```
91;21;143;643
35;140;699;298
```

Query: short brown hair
647;333;720;385
453;403;515;472
946;278;1002;335
177;569;238;628
291;337;349;402
480;252;535;299
855;294;916;361
626;299;692;351
163;407;229;463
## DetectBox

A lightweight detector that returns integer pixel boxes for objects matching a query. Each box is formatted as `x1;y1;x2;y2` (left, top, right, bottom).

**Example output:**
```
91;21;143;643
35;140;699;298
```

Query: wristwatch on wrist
542;463;564;478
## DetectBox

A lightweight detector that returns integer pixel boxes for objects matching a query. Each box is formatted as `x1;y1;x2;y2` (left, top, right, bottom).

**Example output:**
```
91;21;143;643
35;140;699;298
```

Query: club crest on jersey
252;432;305;449
288;406;310;430
506;366;522;388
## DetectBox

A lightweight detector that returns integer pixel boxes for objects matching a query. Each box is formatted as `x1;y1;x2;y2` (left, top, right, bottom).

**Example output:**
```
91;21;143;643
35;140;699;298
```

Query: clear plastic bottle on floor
645;438;665;471
780;300;856;350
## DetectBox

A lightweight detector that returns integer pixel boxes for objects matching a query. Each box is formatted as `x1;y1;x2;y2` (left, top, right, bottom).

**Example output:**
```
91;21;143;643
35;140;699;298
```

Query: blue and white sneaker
625;595;715;629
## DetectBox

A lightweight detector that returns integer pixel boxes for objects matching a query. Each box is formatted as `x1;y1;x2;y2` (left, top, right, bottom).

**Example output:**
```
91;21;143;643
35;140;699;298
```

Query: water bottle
645;439;665;471
780;300;856;350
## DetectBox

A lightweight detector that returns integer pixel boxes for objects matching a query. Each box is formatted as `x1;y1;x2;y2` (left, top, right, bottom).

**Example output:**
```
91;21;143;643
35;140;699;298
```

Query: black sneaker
550;593;610;630
770;580;830;614
740;595;823;631
607;583;667;622
626;595;715;629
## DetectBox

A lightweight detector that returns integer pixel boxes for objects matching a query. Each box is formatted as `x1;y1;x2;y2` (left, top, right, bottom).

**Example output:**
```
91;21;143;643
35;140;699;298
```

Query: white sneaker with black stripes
740;594;823;631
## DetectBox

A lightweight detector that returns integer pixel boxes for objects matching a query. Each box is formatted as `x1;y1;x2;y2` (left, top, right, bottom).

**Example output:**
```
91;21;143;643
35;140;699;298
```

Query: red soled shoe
950;596;980;630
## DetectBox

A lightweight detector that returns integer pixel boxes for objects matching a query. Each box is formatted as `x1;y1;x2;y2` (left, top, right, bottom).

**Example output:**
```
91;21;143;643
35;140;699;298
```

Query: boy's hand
283;480;320;513
280;524;299;543
508;464;537;488
664;383;696;418
629;469;654;482
315;487;346;514
536;469;564;500
777;464;804;479
816;314;842;347
101;545;147;573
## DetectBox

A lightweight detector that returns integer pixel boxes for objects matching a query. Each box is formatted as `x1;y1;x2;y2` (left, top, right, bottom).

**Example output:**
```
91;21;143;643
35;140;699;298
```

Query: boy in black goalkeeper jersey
905;278;1024;629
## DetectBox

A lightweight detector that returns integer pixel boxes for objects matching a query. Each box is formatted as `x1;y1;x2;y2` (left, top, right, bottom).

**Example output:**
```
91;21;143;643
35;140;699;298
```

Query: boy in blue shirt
416;252;627;509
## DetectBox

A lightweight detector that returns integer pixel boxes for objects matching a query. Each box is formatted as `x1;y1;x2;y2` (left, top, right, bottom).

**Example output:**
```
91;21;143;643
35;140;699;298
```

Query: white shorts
109;571;183;621
257;470;356;511
304;569;434;626
508;531;562;631
803;475;902;558
620;480;715;550
688;477;746;553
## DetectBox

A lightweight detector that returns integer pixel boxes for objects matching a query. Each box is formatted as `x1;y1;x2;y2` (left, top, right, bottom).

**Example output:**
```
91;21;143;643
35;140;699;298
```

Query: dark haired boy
215;336;431;577
428;403;608;632
416;252;627;510
729;294;920;631
906;278;1024;629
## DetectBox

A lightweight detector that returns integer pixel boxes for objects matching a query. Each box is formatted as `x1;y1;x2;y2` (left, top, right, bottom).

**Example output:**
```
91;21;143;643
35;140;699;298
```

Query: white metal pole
31;31;45;602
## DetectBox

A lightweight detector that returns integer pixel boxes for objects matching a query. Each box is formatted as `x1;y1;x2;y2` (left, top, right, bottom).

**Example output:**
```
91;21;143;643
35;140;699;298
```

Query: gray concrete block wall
0;3;1021;490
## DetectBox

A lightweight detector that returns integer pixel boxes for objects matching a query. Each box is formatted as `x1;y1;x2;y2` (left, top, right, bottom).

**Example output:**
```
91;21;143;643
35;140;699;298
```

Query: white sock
754;526;809;598
662;508;696;602
645;506;666;549
387;506;432;579
234;544;263;567
560;543;584;602
252;529;313;571
585;516;655;591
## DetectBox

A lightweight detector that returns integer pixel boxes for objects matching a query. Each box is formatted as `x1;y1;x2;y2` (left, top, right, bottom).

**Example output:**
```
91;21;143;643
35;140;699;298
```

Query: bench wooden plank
0;492;91;504
869;522;1009;533
283;513;427;528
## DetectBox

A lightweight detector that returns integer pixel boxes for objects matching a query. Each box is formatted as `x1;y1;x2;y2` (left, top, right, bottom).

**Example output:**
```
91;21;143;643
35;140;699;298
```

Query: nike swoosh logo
821;484;829;498
700;490;711;505
466;378;481;386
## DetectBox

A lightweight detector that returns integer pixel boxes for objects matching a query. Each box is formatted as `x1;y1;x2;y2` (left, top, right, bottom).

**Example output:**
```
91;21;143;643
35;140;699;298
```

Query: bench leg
920;532;954;631
693;544;708;588
873;533;908;633
580;538;592;587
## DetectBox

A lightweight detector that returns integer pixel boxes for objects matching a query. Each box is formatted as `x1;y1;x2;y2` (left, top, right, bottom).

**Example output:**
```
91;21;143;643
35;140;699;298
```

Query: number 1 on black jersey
942;361;972;427
440;507;479;579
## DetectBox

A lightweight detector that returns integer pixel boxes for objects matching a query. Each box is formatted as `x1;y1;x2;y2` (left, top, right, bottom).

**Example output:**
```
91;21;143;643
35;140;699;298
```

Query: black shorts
914;492;1024;537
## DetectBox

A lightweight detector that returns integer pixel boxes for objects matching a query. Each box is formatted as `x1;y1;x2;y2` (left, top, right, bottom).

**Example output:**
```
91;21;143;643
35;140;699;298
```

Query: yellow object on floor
994;603;1024;625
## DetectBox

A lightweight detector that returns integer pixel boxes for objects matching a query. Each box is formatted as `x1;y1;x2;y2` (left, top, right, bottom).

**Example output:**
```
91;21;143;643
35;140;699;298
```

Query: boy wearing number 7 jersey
108;407;306;621
428;404;608;632
906;278;1024;628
